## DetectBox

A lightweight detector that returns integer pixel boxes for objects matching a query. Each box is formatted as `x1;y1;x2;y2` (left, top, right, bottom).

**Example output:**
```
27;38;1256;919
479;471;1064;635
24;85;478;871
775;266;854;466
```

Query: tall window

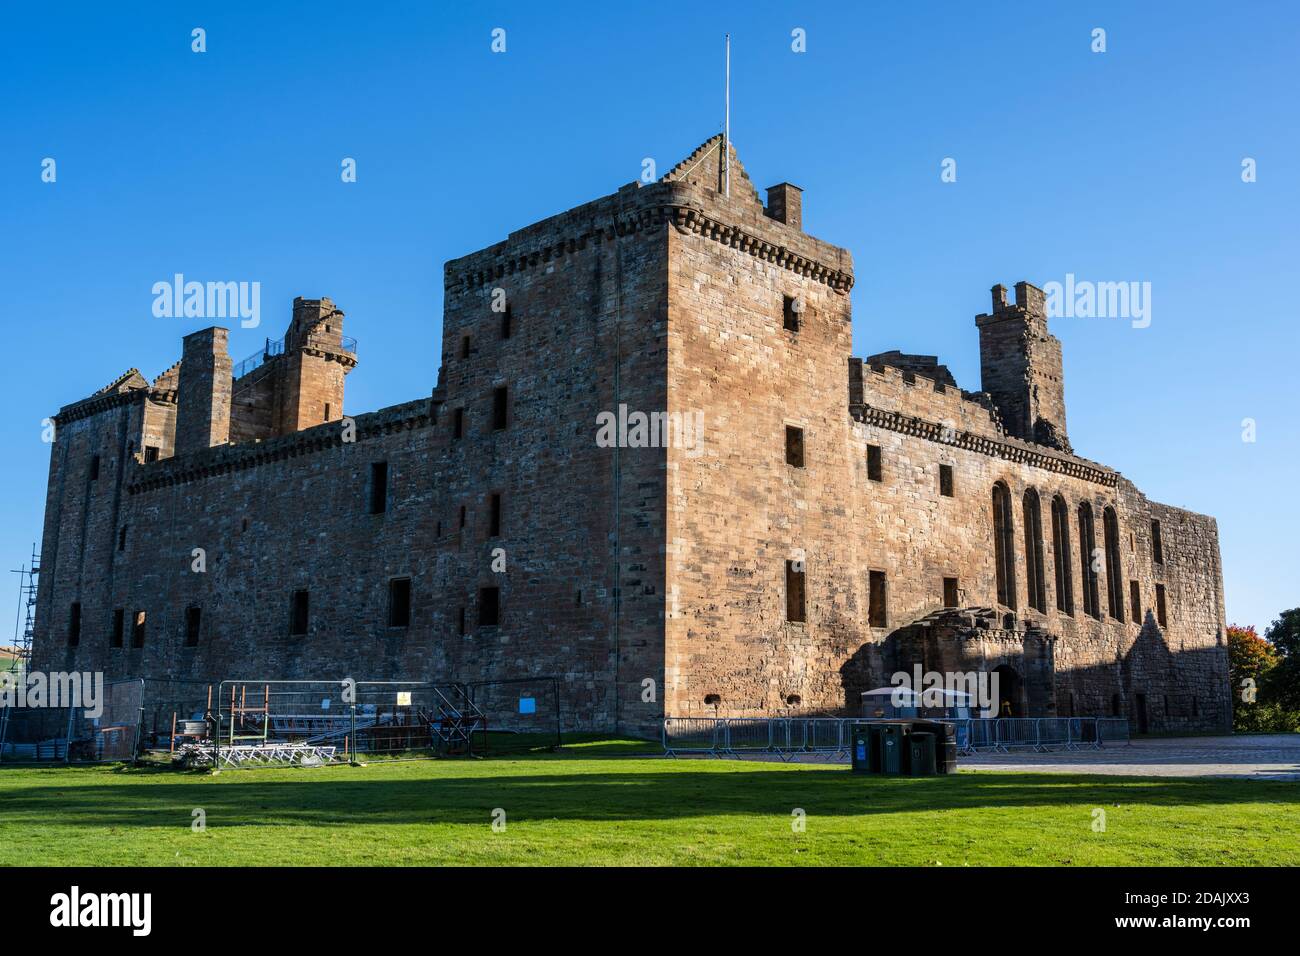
185;606;201;647
1051;495;1074;615
939;464;954;497
389;579;412;628
368;462;389;514
992;482;1016;609
290;590;309;636
1023;489;1047;613
68;603;81;647
501;305;513;340
1103;507;1124;620
866;445;883;482
479;586;500;627
1151;519;1164;564
943;576;959;608
1155;584;1168;627
869;570;888;628
785;426;805;468
489;493;502;537
132;610;147;648
1129;580;1141;624
782;295;800;332
111;609;125;648
785;560;806;623
1078;502;1101;619
492;386;509;430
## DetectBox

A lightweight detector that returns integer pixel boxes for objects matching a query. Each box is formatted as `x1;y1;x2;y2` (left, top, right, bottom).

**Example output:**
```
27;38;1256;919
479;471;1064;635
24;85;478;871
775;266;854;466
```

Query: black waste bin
907;732;937;775
850;724;874;774
877;723;904;773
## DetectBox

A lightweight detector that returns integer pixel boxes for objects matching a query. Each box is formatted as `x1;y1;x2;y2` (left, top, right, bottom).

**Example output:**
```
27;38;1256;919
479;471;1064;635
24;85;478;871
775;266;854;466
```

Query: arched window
992;482;1017;609
1051;495;1074;615
1103;506;1125;621
1023;489;1047;613
1078;502;1101;619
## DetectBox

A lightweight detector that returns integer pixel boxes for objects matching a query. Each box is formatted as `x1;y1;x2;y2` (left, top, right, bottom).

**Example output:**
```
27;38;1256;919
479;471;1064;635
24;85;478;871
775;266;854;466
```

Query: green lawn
0;755;1296;866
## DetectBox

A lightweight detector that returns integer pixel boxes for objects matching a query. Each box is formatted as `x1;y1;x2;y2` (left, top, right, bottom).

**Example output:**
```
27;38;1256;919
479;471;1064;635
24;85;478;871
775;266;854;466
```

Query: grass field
1;751;1297;866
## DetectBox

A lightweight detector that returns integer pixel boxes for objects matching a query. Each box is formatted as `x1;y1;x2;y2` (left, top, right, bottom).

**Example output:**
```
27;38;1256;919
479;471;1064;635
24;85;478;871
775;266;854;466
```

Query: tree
1264;608;1300;714
1227;625;1279;732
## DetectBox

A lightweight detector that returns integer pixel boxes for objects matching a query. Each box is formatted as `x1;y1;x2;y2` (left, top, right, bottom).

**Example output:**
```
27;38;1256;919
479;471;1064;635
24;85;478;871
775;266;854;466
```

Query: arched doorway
992;665;1023;717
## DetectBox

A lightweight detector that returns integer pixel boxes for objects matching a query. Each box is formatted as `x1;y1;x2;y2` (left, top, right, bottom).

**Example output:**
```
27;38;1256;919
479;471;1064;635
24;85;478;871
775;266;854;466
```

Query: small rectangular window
290;590;309;636
457;606;466;636
501;305;513;340
785;560;806;623
368;461;389;514
869;570;887;628
1151;519;1164;564
89;456;100;481
492;386;508;430
866;444;883;482
389;578;412;628
785;425;805;468
452;408;464;440
324;402;331;421
111;609;124;648
68;602;82;647
943;576;959;608
939;464;954;497
459;504;467;529
144;446;160;463
489;493;502;537
460;335;471;359
1129;581;1141;624
1155;584;1168;627
118;526;127;552
132;610;147;648
479;586;500;627
184;606;201;647
782;295;800;332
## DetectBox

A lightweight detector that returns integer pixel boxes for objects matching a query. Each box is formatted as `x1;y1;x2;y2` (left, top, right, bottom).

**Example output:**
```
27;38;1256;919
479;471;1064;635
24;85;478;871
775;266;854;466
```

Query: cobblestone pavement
962;734;1300;780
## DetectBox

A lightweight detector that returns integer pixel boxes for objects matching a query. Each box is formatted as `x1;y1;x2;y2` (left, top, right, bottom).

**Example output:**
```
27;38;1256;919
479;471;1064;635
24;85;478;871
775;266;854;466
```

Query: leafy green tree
1264;608;1300;716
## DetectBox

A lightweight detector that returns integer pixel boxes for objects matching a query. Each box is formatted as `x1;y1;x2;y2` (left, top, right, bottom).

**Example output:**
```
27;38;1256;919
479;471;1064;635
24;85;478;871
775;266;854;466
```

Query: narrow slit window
785;426;805;468
785;560;806;623
501;305;513;340
111;609;124;648
479;586;500;627
1155;584;1168;627
457;606;466;636
68;602;81;647
1129;581;1141;624
290;590;309;636
452;408;464;440
118;526;128;552
1151;519;1164;564
389;578;412;628
368;461;389;514
89;456;100;481
184;606;201;647
866;444;882;482
492;386;508;430
939;464;954;497
869;570;888;628
132;610;147;648
489;493;502;537
460;335;471;359
459;505;467;529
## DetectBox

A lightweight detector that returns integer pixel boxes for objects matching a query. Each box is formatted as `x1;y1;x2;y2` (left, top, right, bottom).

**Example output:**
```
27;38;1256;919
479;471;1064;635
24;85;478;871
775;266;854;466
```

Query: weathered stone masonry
31;135;1230;734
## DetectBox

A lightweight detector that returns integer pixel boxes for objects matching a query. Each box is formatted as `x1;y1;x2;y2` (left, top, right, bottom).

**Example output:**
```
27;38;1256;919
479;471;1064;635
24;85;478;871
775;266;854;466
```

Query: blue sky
2;1;1296;639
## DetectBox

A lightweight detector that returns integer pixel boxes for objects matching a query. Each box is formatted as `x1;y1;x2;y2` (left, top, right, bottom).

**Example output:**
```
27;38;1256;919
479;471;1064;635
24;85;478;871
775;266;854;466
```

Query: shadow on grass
1;767;1295;830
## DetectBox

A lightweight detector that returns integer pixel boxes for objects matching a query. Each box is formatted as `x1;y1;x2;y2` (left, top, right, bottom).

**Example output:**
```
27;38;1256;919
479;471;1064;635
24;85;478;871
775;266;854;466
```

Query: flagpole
724;33;730;198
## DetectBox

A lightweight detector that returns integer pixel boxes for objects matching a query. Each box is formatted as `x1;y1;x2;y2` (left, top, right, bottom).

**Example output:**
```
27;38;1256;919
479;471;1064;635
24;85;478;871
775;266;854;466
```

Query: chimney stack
765;183;803;230
175;327;232;455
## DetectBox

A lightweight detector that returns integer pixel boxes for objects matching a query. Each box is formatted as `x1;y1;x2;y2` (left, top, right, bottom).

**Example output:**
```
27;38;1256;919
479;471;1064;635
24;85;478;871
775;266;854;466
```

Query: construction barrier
662;716;1130;758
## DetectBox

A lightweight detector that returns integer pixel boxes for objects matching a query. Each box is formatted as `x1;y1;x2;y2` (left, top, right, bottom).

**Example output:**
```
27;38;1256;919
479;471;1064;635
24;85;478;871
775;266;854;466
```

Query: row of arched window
991;482;1126;621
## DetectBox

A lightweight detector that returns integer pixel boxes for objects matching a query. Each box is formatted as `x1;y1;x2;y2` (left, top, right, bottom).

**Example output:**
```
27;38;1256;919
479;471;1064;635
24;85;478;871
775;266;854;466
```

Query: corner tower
976;281;1071;452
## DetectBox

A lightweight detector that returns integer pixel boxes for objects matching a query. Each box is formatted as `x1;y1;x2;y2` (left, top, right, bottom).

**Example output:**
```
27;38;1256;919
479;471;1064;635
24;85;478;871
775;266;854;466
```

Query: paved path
962;734;1300;781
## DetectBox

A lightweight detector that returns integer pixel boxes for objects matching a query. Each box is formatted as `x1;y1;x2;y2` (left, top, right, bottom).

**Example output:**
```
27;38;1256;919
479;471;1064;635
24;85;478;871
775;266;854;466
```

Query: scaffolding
7;544;39;676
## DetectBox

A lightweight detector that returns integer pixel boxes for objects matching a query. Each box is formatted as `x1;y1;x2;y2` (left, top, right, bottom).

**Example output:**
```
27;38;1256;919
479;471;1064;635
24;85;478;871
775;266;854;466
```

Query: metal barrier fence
663;716;1131;758
467;677;563;754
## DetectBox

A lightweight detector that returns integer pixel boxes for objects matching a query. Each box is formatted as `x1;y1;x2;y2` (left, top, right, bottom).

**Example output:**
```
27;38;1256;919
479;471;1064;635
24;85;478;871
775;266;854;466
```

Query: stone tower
975;281;1071;452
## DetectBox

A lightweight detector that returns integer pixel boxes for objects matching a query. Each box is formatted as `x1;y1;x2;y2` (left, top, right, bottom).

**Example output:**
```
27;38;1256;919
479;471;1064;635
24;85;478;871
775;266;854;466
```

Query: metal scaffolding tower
8;544;39;676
